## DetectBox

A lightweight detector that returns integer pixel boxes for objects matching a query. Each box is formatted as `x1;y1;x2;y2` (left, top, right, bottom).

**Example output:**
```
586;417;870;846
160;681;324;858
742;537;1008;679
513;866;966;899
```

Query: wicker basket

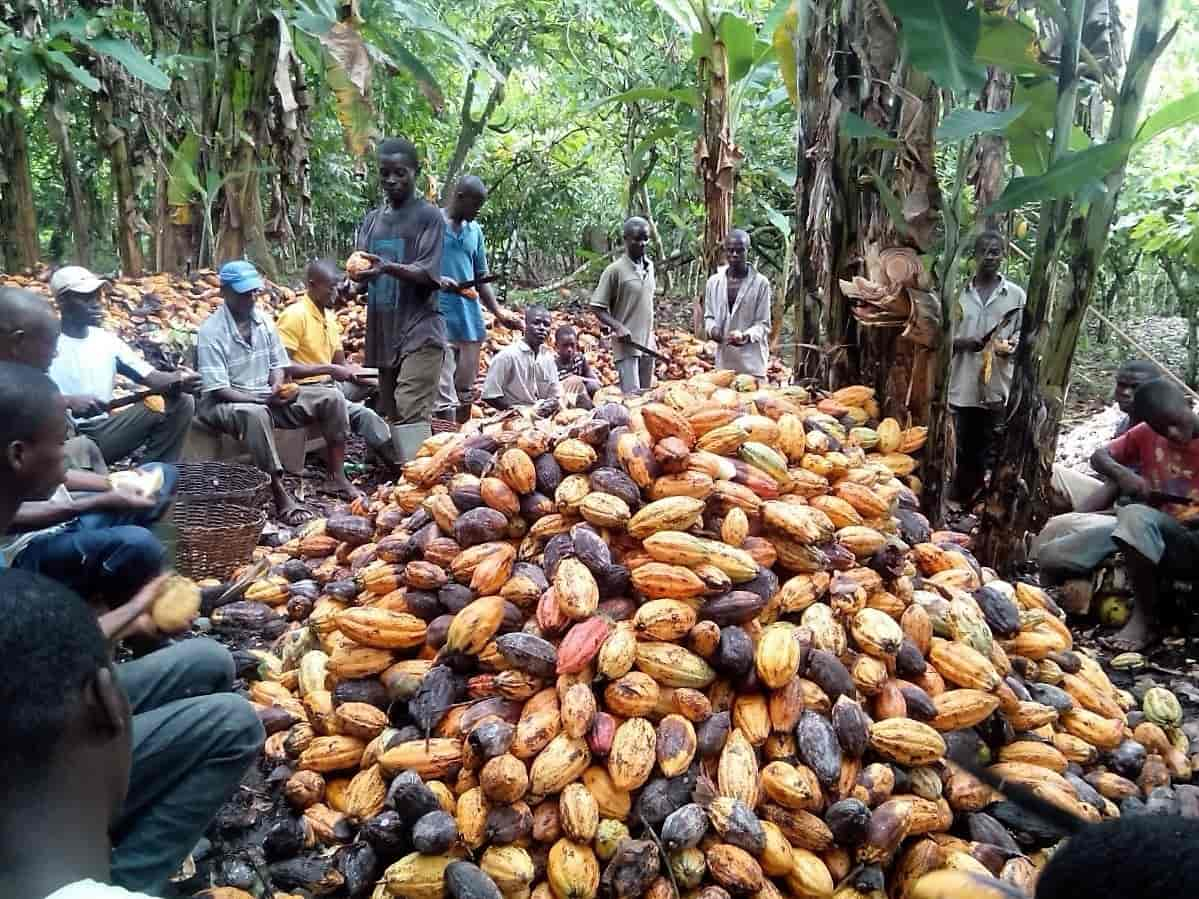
174;461;270;508
432;418;460;435
170;501;266;581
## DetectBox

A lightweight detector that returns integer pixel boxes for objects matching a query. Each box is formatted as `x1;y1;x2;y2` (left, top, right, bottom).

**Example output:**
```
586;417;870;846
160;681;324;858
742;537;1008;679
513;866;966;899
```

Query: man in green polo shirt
591;217;656;394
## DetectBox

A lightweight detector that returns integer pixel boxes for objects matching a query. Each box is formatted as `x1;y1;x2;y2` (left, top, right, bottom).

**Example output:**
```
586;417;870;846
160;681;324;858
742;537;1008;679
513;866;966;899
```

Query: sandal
277;503;314;526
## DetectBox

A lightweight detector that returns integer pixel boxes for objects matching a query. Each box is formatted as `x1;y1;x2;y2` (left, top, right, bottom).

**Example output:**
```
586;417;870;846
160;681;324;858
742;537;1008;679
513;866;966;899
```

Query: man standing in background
948;230;1025;506
591;217;656;394
433;176;523;424
702;229;772;377
350;137;444;462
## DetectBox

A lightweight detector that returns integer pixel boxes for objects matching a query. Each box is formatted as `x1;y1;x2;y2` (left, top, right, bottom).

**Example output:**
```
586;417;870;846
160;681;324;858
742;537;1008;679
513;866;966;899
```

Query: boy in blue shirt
433;176;523;423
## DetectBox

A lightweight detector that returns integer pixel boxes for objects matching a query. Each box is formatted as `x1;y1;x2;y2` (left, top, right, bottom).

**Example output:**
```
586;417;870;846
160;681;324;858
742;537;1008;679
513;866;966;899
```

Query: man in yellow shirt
276;259;397;467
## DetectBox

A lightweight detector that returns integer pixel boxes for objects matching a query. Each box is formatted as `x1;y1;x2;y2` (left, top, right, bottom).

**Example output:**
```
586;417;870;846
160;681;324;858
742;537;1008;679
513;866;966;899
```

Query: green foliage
885;0;986;94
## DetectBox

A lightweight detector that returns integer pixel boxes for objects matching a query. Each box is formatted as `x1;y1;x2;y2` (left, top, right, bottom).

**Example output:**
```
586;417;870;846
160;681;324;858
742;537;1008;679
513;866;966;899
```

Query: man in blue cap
196;261;361;524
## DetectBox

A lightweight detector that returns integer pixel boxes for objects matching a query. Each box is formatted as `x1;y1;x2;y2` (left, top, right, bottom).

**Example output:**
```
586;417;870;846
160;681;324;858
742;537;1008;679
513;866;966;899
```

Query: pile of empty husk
164;374;1199;898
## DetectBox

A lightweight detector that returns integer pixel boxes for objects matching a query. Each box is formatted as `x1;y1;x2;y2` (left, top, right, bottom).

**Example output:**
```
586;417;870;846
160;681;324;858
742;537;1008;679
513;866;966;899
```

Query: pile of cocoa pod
209;372;1197;899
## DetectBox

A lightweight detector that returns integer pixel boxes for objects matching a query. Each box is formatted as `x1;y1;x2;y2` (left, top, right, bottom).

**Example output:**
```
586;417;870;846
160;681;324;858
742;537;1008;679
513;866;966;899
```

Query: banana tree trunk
215;20;279;279
794;0;844;383
45;80;91;267
94;88;144;276
0;81;40;271
978;0;1169;568
696;34;735;276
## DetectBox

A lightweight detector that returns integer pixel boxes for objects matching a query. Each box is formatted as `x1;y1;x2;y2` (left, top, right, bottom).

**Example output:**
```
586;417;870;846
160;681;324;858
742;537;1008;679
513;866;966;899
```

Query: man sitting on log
0;285;109;473
276;259;398;468
482;305;560;417
47;266;199;468
702;229;772;378
1036;379;1199;651
0;363;262;897
1033;361;1162;609
196;261;363;521
554;324;600;410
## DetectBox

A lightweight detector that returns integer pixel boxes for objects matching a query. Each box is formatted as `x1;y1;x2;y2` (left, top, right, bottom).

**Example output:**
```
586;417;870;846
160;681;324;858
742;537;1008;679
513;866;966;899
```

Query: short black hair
456;175;487;198
0;286;53;333
1036;815;1199;898
378;137;420;168
1132;377;1189;424
623;217;650;236
0;362;62;470
555;324;577;342
1117;360;1159;381
306;258;341;283
974;229;1006;251
526;304;550;320
0;570;109;790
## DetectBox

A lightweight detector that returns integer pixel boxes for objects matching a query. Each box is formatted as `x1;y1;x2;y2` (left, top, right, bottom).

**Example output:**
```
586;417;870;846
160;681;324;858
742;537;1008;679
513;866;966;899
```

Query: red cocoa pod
588;711;617;756
537;587;570;636
557;616;613;674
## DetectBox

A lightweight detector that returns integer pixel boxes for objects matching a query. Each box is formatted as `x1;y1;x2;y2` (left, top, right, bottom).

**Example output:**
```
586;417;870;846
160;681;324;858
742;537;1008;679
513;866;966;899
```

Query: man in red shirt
1092;379;1199;651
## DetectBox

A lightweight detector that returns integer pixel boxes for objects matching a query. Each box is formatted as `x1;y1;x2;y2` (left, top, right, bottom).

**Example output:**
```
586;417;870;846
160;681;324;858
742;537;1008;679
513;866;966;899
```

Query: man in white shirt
482;305;561;417
48;266;198;467
948;231;1025;504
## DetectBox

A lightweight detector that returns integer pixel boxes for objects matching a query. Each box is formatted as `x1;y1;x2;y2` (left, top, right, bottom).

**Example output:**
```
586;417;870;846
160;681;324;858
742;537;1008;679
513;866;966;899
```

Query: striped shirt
197;302;289;400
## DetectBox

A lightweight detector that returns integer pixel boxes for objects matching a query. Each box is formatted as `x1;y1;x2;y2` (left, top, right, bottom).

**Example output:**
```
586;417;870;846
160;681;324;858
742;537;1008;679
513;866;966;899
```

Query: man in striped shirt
196;261;361;524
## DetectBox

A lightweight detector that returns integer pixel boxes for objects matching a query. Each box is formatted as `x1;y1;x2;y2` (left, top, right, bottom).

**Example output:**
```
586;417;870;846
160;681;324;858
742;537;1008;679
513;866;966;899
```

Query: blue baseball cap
218;260;265;294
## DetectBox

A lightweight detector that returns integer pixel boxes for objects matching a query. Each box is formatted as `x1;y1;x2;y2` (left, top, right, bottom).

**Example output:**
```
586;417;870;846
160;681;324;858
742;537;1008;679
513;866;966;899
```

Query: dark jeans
112;639;265;893
952;404;1003;502
13;463;178;605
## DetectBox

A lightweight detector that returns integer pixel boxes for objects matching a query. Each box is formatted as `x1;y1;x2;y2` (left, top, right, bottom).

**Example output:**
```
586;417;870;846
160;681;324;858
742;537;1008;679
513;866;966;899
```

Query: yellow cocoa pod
529;734;592;796
634;642;716;688
555;558;599;620
608;717;657;791
445;595;506;655
722;506;749;546
150;575;202;633
756;622;801;689
384;852;454;899
547;839;600;899
630;562;706;600
559;783;600;843
578;492;631;529
298;735;367;773
868;718;947;766
336;607;427;650
627;496;706;539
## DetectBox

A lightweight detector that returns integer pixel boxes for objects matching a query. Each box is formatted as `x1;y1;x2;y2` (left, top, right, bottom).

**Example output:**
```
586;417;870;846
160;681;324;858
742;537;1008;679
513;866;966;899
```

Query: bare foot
1102;608;1160;652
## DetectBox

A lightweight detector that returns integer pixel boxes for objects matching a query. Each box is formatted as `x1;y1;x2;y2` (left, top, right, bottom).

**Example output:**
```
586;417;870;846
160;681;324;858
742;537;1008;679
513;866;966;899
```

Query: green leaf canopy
886;0;986;94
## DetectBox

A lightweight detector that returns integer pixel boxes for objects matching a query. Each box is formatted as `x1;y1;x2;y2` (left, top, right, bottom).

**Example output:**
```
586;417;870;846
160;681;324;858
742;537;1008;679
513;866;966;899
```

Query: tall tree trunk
0;81;40;271
440;66;507;205
795;0;845;384
94;87;144;276
45;80;92;267
979;0;1169;568
696;32;735;277
215;19;280;279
